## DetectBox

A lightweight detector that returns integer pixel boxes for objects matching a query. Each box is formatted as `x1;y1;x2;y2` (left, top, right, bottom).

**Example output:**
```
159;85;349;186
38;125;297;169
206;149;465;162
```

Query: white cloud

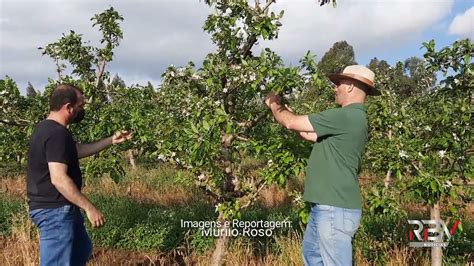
0;18;11;26
259;0;454;63
0;0;455;93
118;74;162;88
448;6;474;39
0;0;214;92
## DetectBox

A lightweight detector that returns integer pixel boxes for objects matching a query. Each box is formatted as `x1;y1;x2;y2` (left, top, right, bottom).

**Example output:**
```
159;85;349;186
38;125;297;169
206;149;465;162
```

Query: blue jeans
30;205;92;266
302;204;361;266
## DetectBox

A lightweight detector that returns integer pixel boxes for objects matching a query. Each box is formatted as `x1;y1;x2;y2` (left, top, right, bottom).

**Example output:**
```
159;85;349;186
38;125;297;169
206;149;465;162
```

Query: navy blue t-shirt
27;119;82;210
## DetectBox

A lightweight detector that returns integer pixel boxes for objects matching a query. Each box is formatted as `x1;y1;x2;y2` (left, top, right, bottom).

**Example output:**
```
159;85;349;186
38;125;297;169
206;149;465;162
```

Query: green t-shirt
304;103;368;209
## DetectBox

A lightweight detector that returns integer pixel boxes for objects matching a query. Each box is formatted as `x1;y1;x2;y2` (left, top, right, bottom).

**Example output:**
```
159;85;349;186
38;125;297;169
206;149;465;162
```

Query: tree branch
237;111;269;129
55;57;63;82
0;119;29;127
255;0;261;10
239;35;257;60
201;184;222;202
262;0;275;13
95;59;107;89
239;180;267;209
235;135;250;142
411;161;421;172
452;181;474;187
231;0;276;63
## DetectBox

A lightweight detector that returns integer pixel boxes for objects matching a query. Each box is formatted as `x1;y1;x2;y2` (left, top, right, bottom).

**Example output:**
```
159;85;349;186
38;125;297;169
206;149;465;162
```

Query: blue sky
355;0;473;66
0;0;472;93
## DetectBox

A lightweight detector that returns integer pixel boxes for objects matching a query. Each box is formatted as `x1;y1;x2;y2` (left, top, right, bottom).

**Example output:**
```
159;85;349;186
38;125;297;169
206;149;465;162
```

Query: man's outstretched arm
76;130;132;159
265;91;316;134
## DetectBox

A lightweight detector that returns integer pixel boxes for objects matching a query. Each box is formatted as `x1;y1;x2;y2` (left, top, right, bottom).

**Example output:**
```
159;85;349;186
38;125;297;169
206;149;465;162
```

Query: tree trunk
95;59;107;89
430;202;442;266
16;154;22;172
210;133;234;266
384;169;392;188
126;183;132;197
210;213;229;266
385;129;392;187
127;150;136;170
56;58;63;82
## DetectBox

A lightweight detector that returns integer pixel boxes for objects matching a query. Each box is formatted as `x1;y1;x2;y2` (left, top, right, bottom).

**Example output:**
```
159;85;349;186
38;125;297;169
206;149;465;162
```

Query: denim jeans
302;203;362;266
30;205;92;266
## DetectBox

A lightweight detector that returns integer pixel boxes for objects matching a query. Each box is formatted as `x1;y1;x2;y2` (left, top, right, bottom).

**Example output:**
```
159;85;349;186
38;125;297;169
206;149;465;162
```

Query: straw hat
329;65;380;96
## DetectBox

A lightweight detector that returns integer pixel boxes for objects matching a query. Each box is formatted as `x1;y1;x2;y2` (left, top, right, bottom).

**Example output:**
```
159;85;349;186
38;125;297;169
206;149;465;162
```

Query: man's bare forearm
269;103;295;129
265;92;314;132
51;174;95;212
77;137;112;158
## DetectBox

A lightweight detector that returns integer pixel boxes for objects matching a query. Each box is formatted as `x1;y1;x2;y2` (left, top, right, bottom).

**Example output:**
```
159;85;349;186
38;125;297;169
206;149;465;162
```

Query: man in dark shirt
27;84;131;266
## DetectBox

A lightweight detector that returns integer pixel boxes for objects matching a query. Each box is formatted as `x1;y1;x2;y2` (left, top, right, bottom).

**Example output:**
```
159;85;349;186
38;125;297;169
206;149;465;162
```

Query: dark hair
49;84;83;111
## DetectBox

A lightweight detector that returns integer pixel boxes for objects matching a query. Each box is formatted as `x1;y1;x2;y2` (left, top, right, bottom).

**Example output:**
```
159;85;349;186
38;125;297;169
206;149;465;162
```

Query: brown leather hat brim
329;73;381;96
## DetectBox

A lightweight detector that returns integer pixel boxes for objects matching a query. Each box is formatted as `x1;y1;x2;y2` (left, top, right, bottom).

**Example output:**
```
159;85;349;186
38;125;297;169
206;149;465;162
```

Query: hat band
341;73;374;87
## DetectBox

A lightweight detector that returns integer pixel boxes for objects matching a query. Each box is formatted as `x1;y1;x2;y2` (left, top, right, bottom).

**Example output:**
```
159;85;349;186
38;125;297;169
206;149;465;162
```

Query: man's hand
112;130;132;145
85;206;105;228
265;91;282;108
49;162;106;227
265;91;314;132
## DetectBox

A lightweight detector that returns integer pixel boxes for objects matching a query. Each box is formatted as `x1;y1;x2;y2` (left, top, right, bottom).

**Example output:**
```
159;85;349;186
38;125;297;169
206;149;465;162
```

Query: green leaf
203;120;210;131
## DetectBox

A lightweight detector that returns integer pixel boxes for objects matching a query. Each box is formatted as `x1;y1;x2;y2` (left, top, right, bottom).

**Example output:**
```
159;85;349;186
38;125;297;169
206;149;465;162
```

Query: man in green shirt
265;65;380;265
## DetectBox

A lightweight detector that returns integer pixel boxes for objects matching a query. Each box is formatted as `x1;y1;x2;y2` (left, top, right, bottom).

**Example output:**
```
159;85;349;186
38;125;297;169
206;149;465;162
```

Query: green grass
0;162;26;179
0;166;472;263
125;164;194;188
0;192;472;263
86;193;215;251
0;194;25;236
